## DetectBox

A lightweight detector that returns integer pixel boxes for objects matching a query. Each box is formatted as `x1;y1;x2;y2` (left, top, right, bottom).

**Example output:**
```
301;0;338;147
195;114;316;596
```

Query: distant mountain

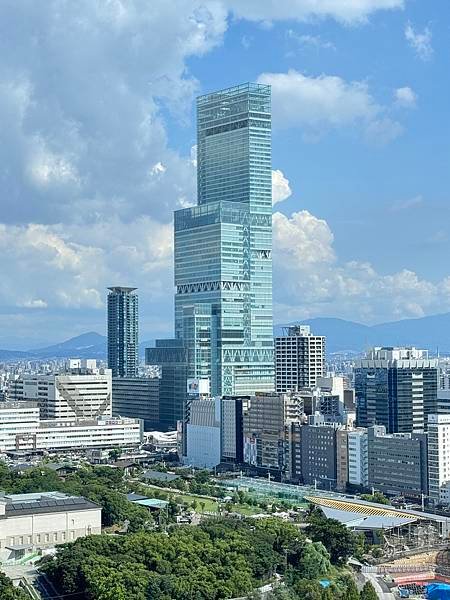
32;332;107;359
0;332;156;361
276;313;450;354
1;311;450;360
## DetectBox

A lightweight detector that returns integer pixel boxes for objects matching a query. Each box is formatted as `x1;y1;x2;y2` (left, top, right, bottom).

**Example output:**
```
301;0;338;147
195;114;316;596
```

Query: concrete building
242;393;303;476
367;425;428;498
145;339;188;431
428;414;450;505
107;286;139;378
112;376;160;430
347;429;369;488
184;398;222;469
0;491;101;563
355;347;438;433
275;325;325;393
221;396;244;464
299;419;340;489
10;365;112;420
173;83;275;397
0;402;142;452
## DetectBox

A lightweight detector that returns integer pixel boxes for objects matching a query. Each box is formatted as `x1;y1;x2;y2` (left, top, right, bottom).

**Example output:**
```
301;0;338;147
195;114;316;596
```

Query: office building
112;376;160;430
0;402;142;452
174;83;274;397
275;326;326;393
428;414;450;505
299;418;340;489
0;491;101;563
107;287;139;378
221;396;244;464
242;393;303;476
367;425;428;498
10;365;112;420
347;429;369;488
145;339;188;431
183;398;222;469
355;347;438;433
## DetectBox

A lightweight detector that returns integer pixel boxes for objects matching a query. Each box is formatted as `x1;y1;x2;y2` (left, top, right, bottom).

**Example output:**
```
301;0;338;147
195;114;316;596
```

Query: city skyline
1;1;449;349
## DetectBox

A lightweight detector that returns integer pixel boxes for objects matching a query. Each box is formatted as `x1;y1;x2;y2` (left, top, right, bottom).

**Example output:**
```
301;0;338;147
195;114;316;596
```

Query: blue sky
0;0;449;348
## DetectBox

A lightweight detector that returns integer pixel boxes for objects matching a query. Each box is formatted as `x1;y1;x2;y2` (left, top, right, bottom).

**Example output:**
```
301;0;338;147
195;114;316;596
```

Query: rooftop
0;491;100;517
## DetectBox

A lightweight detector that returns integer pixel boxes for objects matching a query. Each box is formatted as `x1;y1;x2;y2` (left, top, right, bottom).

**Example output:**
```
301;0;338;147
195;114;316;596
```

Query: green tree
298;542;331;580
307;509;356;565
292;579;323;600
360;492;390;505
360;581;378;600
108;448;122;462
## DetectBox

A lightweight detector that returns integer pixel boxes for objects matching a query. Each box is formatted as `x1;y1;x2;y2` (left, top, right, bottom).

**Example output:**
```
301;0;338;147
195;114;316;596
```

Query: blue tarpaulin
426;583;450;599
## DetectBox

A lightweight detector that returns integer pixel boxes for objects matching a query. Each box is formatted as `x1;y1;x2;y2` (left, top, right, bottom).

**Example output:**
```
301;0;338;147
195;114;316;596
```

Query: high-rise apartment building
428;414;450;505
174;83;274;396
355;347;438;433
275;325;326;393
107;287;139;378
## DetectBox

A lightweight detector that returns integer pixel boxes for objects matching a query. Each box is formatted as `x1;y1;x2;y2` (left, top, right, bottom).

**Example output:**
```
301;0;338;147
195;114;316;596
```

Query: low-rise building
0;402;142;452
0;491;101;563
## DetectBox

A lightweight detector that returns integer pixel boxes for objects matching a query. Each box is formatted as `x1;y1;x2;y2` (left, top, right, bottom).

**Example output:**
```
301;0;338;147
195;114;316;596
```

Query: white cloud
272;209;450;324
394;86;417;108
286;30;336;51
225;0;404;25
272;169;292;206
258;70;403;143
405;22;433;61
390;194;423;212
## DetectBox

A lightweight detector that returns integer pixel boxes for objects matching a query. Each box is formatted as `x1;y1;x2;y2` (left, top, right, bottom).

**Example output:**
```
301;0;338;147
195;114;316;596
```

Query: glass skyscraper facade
174;83;274;396
107;286;139;378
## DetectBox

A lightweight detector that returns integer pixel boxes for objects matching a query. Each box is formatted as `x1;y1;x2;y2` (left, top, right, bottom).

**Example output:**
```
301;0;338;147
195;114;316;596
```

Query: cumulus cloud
286;30;336;51
225;0;404;24
394;86;417;108
405;22;433;61
258;70;403;143
272;170;292;206
272;210;450;324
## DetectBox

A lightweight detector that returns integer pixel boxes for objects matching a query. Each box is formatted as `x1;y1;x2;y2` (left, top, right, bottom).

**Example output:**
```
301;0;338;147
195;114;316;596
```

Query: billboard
187;378;210;396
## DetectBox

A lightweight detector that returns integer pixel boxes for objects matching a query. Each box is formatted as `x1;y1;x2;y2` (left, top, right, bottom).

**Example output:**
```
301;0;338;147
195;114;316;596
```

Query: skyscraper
275;325;326;392
174;83;274;396
355;346;438;433
107;287;139;378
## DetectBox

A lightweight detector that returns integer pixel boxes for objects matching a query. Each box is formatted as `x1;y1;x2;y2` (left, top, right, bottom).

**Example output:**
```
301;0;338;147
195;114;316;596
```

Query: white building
0;491;101;563
184;398;221;469
347;429;369;487
9;366;112;420
428;414;450;505
0;402;142;452
275;325;325;393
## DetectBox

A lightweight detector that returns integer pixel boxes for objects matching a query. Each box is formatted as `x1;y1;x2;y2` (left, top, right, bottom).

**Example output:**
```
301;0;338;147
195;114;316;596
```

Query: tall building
428;414;450;505
242;392;303;476
275;326;326;393
347;429;369;488
112;377;160;430
107;287;139;378
355;347;438;433
367;425;428;498
174;83;274;396
145;339;188;431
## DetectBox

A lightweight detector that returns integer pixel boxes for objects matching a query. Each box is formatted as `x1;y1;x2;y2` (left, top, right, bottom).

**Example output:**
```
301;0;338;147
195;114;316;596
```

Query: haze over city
1;1;449;350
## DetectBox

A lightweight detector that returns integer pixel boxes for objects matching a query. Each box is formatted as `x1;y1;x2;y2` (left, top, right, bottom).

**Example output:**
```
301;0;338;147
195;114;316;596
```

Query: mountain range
1;312;450;360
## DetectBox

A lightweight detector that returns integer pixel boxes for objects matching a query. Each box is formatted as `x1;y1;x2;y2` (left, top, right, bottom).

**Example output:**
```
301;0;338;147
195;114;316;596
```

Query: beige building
0;491;101;563
242;393;303;476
